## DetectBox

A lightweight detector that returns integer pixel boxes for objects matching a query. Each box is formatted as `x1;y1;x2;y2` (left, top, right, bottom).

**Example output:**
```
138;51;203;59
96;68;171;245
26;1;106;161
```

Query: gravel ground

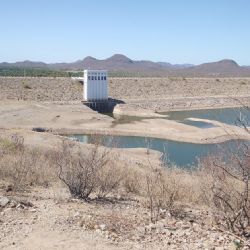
1;186;249;250
1;77;250;102
109;77;250;100
0;77;82;102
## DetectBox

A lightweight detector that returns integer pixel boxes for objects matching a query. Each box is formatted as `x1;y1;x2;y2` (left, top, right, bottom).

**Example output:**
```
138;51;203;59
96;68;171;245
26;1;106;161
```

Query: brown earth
0;77;250;103
1;186;246;250
0;77;250;249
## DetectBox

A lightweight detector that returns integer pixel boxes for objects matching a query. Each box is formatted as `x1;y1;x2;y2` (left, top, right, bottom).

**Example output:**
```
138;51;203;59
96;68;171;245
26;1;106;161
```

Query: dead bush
123;168;142;194
144;166;162;223
144;161;184;223
96;160;125;198
56;138;123;200
200;141;250;237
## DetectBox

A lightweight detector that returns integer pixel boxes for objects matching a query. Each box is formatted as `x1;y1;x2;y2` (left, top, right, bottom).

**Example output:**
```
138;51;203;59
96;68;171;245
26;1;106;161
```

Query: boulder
0;196;10;207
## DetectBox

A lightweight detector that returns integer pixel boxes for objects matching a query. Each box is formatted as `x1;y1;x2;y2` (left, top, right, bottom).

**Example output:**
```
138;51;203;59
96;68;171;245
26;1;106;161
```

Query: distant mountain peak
217;59;239;66
1;55;250;76
83;56;97;61
107;54;133;63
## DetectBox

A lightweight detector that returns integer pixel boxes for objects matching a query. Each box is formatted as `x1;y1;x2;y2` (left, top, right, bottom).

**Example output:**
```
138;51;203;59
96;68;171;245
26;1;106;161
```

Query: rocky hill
1;54;250;76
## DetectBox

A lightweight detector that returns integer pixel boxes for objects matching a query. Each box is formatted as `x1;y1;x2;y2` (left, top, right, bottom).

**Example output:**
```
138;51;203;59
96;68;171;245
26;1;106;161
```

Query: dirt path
1;186;247;250
13;200;123;250
1;189;127;250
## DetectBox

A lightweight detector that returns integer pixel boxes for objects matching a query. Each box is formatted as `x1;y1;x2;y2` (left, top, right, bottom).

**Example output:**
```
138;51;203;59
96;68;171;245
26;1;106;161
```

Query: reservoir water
66;134;249;168
163;107;250;128
110;107;250;128
66;107;250;168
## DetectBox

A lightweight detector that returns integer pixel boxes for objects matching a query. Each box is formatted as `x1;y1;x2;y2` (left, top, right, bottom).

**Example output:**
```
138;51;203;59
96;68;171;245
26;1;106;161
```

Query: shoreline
54;113;250;145
55;128;250;145
0;100;249;145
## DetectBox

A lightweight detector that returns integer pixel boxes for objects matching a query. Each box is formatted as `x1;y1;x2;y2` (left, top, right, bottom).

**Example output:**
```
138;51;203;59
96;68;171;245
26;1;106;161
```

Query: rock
10;200;17;208
182;224;191;230
95;229;102;235
159;209;167;218
218;236;225;243
0;196;10;207
32;127;48;132
73;212;80;217
99;224;106;231
77;220;85;228
192;223;199;232
175;221;183;228
155;221;164;229
148;223;156;231
5;185;13;192
29;208;37;213
19;200;33;207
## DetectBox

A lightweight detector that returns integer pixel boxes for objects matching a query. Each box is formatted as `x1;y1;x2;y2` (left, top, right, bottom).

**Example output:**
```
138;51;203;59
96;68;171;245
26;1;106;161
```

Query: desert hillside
1;55;250;77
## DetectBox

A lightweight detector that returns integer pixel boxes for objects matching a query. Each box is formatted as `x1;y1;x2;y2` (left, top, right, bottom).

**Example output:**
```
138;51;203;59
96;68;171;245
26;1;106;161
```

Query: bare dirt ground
1;76;250;103
1;186;245;250
1;77;250;112
110;77;250;100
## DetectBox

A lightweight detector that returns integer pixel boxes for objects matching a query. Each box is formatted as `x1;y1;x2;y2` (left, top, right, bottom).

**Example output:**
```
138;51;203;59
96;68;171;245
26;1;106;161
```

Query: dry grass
1;132;249;239
198;151;250;237
0;135;57;190
0;134;209;204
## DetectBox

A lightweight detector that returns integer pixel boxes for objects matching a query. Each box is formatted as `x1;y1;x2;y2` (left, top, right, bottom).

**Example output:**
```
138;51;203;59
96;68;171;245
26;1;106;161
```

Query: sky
0;0;250;65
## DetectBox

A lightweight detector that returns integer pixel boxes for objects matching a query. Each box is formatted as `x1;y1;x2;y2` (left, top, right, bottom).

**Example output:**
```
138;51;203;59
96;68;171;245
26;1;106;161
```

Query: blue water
108;107;250;129
163;107;250;127
66;134;249;168
65;108;250;167
179;119;216;128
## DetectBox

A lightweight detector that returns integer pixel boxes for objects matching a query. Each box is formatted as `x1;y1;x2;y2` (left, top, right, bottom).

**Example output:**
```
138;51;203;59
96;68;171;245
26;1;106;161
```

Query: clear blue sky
1;0;249;65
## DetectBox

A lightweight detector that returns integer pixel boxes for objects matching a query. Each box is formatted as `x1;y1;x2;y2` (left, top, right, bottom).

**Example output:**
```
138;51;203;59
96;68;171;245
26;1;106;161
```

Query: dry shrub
123;168;142;194
96;160;125;198
200;142;250;237
0;135;56;190
56;138;125;200
144;162;185;223
160;168;186;209
177;169;206;206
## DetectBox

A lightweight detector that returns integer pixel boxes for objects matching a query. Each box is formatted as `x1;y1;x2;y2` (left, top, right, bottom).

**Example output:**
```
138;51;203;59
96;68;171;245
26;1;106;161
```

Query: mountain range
1;54;250;77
